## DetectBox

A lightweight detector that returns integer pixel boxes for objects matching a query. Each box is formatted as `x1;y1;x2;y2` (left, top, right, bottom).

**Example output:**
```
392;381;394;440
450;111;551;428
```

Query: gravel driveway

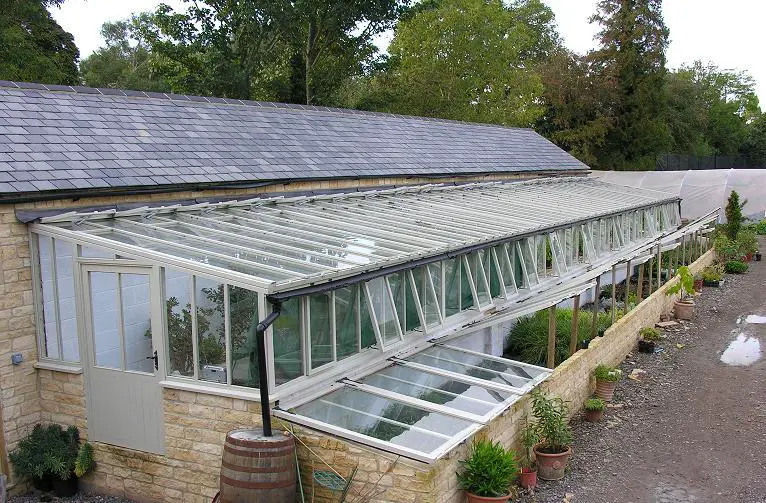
519;246;766;503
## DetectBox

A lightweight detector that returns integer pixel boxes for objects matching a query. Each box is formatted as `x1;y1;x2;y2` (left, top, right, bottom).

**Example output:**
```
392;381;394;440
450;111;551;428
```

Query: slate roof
0;81;588;201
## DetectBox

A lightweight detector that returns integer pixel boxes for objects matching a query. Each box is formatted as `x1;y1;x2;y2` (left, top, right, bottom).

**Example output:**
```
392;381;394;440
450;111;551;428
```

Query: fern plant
457;439;518;497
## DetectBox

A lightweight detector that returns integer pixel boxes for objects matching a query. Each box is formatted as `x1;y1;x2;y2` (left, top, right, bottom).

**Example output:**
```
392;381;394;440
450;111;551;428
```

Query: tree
381;0;555;127
725;190;744;240
135;0;408;104
740;113;766;165
0;0;79;84
535;49;614;167
80;15;170;92
590;0;671;170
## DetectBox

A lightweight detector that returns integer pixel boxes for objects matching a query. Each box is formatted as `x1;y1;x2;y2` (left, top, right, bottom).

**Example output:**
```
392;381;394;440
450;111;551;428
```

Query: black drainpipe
252;301;282;437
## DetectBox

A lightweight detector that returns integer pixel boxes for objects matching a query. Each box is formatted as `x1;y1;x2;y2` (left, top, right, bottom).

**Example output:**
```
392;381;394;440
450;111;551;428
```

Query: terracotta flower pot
519;467;537;489
465;492;512;503
584;409;604;422
595;379;617;401
745;252;753;262
533;445;572;481
693;278;703;292
674;299;694;321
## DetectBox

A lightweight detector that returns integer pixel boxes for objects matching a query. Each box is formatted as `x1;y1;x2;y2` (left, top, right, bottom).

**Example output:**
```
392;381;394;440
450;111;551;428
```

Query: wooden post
625;260;632;310
590;276;601;340
570;295;580;356
610;264;617;324
647;259;653;296
672;242;678;278
681;234;686;265
656;244;662;290
636;261;644;302
547;305;557;369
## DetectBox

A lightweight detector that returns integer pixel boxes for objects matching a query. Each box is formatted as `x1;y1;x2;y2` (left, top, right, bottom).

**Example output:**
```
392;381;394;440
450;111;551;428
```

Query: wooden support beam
547;305;557;369
657;244;663;290
681;234;686;265
570;295;580;356
611;264;617;324
590;275;601;340
637;262;644;303
647;259;653;296
625;260;632;311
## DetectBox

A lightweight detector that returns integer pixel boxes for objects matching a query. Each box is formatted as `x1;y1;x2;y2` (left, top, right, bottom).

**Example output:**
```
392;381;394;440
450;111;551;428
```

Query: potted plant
692;273;703;292
10;424;95;497
638;327;661;353
518;421;540;490
530;389;573;481
666;265;695;320
457;439;518;502
593;364;621;401
725;260;748;274
737;229;757;262
583;398;606;422
701;264;724;287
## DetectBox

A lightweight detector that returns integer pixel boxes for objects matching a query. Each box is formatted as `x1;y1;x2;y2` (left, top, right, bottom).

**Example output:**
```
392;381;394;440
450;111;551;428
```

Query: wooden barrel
219;429;296;503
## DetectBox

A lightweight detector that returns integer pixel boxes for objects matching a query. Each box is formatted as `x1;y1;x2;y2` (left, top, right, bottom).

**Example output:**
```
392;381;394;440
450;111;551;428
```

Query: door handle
146;350;158;371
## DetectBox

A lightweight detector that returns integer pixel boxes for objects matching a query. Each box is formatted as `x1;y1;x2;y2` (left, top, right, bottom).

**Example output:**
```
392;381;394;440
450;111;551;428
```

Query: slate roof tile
0;82;587;197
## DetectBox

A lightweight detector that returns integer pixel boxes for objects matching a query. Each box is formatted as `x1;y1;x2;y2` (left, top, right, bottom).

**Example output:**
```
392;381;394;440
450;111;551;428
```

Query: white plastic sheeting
591;169;766;222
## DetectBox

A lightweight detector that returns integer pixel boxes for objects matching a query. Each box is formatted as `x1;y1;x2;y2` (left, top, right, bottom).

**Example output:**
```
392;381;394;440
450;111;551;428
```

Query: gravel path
519;246;766;503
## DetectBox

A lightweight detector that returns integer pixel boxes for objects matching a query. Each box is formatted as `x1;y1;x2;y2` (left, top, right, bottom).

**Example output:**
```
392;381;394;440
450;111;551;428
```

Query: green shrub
725;260;749;274
9;424;94;483
736;229;758;256
639;327;661;342
594;364;621;382
714;234;740;262
530;389;572;454
506;308;612;367
756;219;766;235
725;190;745;240
666;266;695;301
701;264;724;282
457;439;518;497
584;398;606;411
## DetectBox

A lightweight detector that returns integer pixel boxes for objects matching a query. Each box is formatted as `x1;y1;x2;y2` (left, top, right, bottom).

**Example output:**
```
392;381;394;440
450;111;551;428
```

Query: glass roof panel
292;387;474;455
358;364;515;416
405;346;541;389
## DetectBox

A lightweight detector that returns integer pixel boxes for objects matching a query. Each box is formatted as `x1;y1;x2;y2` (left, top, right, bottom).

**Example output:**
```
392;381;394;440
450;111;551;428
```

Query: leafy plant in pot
529;389;573;481
583;398;606;422
593;364;622;401
638;327;661;353
10;424;95;497
701;264;724;287
666;266;696;320
457;439;518;502
518;421;540;490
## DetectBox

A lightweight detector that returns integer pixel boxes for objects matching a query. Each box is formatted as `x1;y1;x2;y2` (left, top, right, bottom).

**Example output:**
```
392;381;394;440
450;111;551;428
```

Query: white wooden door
81;264;165;454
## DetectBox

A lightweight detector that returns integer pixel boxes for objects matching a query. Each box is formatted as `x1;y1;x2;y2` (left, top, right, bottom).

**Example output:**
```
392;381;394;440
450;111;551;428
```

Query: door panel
82;265;165;454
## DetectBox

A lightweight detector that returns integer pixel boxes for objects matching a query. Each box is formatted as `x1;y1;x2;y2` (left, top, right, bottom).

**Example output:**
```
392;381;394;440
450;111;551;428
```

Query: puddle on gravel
721;314;763;366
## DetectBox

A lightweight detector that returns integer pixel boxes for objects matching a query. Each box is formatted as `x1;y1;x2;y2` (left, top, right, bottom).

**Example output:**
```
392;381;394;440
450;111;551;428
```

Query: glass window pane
444;259;460;317
164;269;194;377
90;272;120;369
466;253;490;306
405;347;542;389
335;286;359;360
121;273;153;373
387;272;407;333
360;293;377;348
229;285;259;387
404;272;420;333
309;293;332;370
273;297;303;385
293;387;473;454
195;277;226;383
365;277;400;345
360;365;513;416
485;249;501;298
54;241;79;362
414;266;440;327
460;258;474;310
79;246;115;259
38;236;59;359
496;246;516;294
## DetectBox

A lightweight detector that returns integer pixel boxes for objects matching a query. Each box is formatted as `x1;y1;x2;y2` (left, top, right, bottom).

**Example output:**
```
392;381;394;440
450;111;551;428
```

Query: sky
51;0;766;104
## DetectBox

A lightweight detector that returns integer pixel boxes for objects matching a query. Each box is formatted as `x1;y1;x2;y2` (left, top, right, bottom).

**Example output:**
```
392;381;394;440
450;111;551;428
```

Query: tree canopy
0;0;79;85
